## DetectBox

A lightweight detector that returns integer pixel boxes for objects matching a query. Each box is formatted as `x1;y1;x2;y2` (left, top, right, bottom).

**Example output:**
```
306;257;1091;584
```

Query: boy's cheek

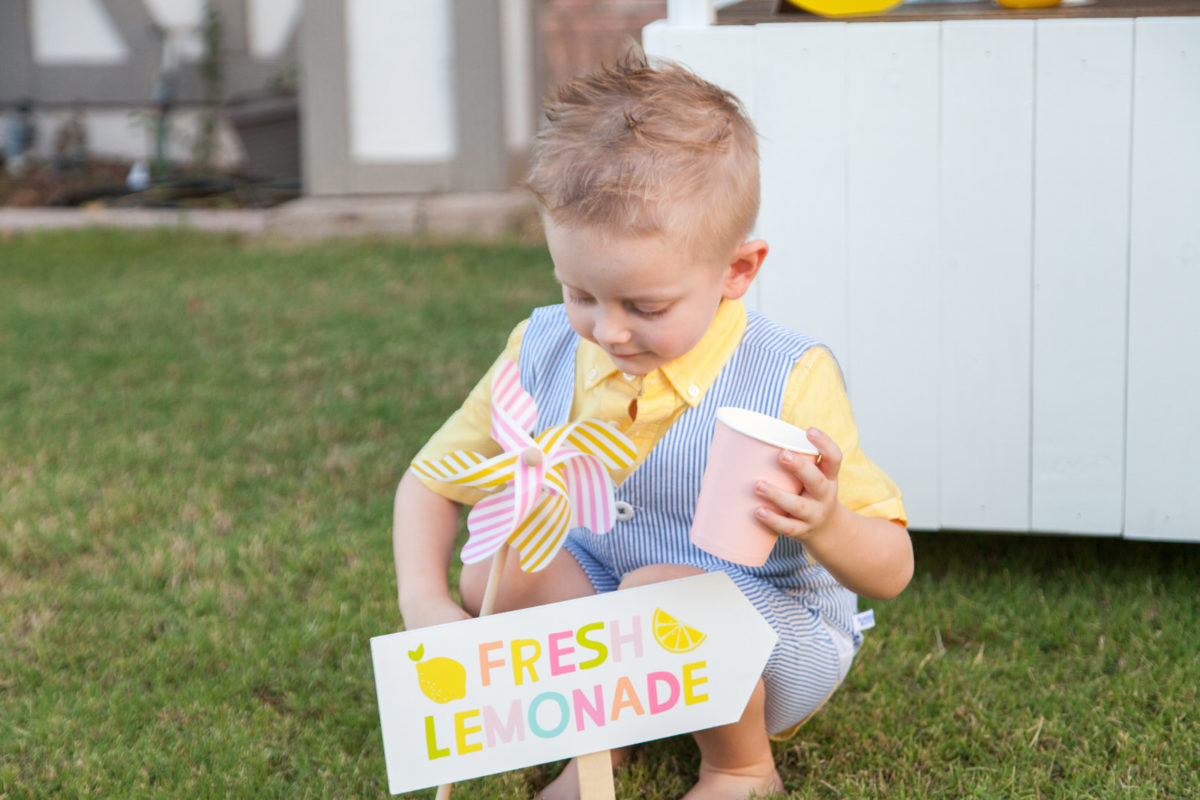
563;313;594;343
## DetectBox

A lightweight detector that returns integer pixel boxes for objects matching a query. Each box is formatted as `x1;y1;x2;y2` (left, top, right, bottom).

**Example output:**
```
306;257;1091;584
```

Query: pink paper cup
689;407;820;567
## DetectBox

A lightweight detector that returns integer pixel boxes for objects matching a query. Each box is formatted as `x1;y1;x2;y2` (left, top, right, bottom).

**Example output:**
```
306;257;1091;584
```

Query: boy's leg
621;565;781;800
685;679;782;800
459;544;596;615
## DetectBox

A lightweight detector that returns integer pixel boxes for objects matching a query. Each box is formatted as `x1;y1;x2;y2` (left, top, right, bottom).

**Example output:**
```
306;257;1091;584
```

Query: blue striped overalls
518;304;860;735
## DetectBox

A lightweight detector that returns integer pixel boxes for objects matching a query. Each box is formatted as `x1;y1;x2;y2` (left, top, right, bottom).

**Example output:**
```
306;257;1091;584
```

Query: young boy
394;51;913;800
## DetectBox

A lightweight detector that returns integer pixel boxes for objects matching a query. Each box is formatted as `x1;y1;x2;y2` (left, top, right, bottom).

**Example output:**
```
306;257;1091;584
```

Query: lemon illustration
652;608;707;654
409;644;467;704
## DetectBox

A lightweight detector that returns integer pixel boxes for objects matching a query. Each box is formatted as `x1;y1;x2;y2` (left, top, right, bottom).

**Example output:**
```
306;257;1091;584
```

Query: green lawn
2;229;1197;799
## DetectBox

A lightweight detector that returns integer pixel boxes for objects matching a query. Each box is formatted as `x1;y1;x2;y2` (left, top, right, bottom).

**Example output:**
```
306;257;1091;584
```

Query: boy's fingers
755;503;808;539
755;480;812;523
795;456;827;490
806;427;843;480
779;449;829;494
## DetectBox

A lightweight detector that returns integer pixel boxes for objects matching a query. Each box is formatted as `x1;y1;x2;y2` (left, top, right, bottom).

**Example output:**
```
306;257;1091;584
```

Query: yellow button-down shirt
413;300;905;523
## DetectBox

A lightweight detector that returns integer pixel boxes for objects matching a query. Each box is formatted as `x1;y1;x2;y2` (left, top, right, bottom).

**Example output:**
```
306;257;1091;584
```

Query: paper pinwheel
412;359;637;573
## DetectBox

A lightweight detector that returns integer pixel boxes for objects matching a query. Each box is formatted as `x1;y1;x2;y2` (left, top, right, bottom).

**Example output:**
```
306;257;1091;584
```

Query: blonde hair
527;49;760;261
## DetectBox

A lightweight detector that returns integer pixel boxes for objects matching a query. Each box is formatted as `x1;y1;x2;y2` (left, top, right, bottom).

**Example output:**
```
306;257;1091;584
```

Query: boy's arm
393;470;472;630
754;428;914;600
393;318;534;630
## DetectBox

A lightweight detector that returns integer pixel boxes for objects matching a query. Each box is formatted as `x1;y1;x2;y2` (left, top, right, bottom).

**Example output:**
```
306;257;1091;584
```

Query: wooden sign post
371;572;777;796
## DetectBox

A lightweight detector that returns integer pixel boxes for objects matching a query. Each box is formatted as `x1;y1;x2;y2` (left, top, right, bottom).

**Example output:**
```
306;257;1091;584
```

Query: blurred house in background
299;0;664;195
0;0;666;194
542;0;666;89
300;0;535;195
0;0;302;176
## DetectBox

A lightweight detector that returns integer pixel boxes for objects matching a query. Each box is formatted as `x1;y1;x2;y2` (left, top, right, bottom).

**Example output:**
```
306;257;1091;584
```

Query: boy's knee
461;546;598;617
618;563;706;591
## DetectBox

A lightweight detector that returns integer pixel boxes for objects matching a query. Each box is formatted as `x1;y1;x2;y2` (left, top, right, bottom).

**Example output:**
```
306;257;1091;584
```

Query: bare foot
532;758;579;800
679;760;784;800
532;748;632;800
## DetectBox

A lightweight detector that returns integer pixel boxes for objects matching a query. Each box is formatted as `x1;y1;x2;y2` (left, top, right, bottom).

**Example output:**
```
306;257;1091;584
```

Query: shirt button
614;501;635;522
687;383;700;398
622;372;636;382
588;366;598;380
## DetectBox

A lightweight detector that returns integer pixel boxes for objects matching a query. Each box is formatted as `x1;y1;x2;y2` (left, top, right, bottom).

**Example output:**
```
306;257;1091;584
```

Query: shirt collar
578;299;747;407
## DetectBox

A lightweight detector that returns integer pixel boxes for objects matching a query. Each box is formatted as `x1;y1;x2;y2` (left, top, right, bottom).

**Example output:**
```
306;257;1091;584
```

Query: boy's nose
592;309;632;346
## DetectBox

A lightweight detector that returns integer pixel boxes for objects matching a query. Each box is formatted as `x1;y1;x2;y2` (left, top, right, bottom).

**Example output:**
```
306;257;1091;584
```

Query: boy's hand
753;427;846;543
400;595;472;631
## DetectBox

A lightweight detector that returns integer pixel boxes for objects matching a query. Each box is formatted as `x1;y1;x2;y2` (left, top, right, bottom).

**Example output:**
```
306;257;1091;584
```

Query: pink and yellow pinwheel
411;359;637;573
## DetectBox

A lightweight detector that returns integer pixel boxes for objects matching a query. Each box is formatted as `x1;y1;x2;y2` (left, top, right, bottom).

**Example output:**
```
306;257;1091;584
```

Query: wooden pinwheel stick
478;545;509;618
577;750;617;800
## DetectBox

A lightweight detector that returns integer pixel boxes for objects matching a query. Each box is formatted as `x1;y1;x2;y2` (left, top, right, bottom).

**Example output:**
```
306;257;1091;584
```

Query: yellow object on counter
785;0;903;16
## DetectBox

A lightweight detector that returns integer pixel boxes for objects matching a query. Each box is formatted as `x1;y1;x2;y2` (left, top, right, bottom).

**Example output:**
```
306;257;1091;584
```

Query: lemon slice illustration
652;608;707;654
409;644;467;704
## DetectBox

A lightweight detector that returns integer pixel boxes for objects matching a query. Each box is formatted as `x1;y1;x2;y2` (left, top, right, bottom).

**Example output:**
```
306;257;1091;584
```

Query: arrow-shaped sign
371;572;778;795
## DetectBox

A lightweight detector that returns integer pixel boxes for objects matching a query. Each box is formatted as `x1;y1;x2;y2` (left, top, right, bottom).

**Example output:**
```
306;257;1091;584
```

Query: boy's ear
721;239;769;300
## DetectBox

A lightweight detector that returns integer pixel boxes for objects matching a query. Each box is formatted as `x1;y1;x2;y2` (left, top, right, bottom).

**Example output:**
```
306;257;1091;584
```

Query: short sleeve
781;346;907;525
410;319;529;505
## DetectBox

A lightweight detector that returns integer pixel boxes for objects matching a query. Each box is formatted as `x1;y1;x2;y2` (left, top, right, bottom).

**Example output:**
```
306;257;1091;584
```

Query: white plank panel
940;21;1036;531
753;23;849;358
1125;18;1200;542
1031;19;1133;535
845;23;941;530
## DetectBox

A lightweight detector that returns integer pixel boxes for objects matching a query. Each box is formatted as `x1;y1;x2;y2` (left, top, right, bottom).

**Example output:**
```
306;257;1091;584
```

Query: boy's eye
566;291;594;305
630;304;670;319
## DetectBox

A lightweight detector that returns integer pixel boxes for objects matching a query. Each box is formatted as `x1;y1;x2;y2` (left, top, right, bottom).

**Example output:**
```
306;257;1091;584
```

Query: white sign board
371;572;777;795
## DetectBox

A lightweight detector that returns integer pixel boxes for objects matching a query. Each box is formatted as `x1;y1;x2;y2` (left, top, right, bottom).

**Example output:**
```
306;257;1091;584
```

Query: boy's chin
606;351;660;375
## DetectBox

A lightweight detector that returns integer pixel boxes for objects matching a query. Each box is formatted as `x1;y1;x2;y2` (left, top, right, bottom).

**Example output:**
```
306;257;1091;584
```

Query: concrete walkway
0;190;542;241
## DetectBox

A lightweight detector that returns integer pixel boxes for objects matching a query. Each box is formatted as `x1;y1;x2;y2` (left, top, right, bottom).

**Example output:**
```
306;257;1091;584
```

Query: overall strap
516;305;578;433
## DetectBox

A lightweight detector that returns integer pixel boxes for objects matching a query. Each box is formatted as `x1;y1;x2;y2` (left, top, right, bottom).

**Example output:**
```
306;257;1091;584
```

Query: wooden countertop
716;0;1200;24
